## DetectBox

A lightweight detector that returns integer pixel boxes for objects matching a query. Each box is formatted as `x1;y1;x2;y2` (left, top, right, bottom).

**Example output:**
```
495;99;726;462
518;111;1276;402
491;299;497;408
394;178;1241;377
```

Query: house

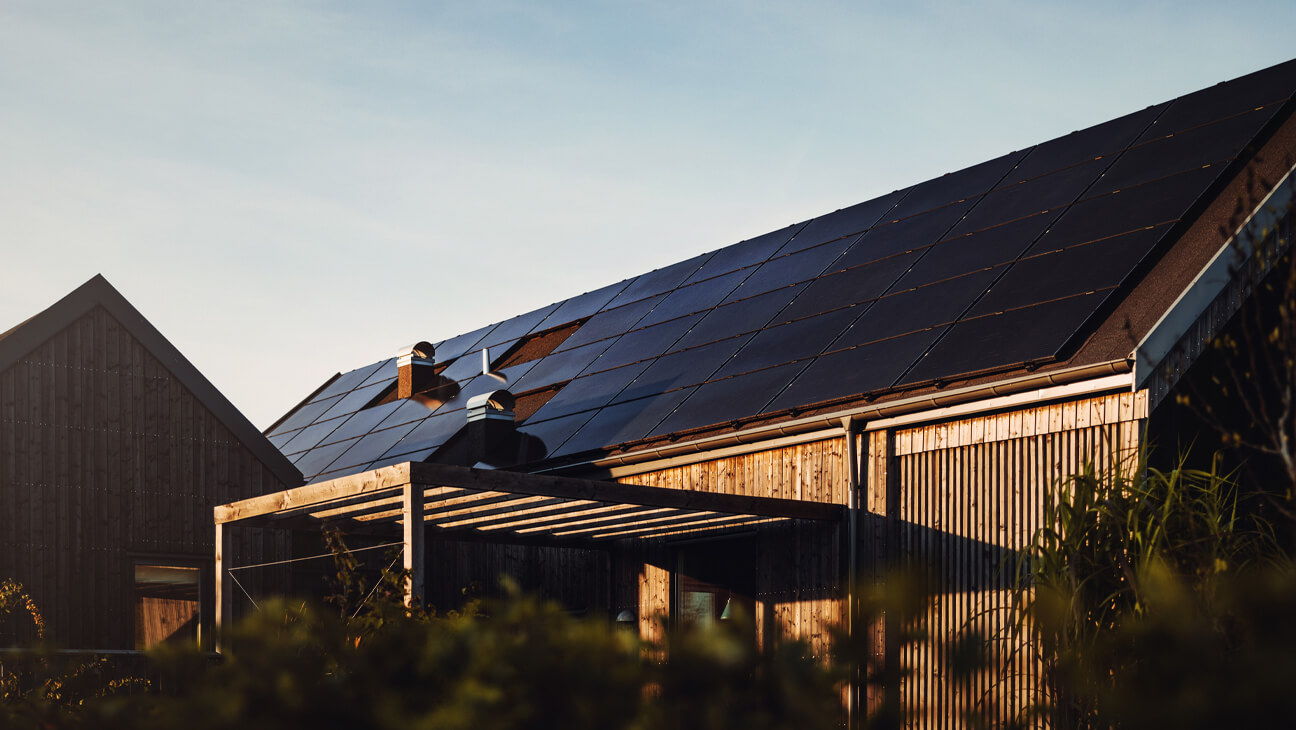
0;275;301;651
217;58;1296;723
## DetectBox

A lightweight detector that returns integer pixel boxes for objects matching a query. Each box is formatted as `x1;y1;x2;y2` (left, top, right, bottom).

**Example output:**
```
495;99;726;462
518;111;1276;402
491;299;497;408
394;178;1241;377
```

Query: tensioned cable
350;551;404;619
226;541;404;572
227;570;260;612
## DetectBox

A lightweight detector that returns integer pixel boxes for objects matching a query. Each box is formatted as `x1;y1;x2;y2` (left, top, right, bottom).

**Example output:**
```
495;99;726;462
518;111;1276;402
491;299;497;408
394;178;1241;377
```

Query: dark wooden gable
0;277;299;649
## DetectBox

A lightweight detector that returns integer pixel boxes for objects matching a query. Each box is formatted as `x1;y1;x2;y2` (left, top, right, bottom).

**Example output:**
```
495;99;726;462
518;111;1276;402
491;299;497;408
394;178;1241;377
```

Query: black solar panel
835;201;976;271
518;409;599;456
584;313;702;373
722;237;857;302
553;294;665;353
1142;62;1296;137
650;362;807;437
435;325;496;364
712;307;858;379
281;415;346;456
325;420;423;474
635;270;747;328
773;252;922;324
900;291;1110;385
478;303;561;349
524;359;654;423
1005;105;1165;183
615;334;756;403
381;410;463;459
674;285;806;350
838;268;1000;345
776;190;908;255
604;253;712;309
294;437;358;481
894;214;1055;290
533;279;633;332
884;150;1028;220
950;159;1106;236
682;223;803;285
766;328;946;413
509;340;613;393
969;224;1169;317
551;389;697;458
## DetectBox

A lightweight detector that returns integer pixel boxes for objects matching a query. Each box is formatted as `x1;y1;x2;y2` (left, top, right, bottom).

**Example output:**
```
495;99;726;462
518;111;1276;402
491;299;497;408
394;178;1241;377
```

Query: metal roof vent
397;342;436;399
466;389;515;423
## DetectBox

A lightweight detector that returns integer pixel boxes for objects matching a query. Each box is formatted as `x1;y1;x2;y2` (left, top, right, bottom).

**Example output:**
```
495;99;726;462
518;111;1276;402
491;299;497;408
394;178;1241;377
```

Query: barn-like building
0;275;301;650
218;59;1296;724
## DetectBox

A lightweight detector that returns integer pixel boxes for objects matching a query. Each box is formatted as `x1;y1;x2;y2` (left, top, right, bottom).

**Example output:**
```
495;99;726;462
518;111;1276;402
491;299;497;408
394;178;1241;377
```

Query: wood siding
0;306;291;649
617;437;848;654
866;390;1147;728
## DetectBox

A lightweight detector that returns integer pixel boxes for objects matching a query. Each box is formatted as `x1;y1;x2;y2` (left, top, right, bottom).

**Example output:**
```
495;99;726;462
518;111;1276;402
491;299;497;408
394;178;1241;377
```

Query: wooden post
214;522;230;653
403;482;425;608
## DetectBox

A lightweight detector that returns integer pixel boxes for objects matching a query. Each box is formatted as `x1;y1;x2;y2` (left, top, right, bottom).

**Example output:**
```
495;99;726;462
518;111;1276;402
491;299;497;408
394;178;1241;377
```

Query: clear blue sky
2;1;1293;428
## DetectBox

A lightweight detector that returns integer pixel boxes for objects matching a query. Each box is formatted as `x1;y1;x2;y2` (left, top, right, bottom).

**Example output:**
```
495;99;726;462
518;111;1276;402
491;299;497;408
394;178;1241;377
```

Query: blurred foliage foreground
6;458;1296;729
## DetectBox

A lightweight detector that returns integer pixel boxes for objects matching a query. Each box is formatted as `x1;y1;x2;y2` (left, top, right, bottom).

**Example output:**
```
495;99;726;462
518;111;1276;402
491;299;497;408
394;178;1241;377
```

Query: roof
270;58;1296;484
0;275;304;488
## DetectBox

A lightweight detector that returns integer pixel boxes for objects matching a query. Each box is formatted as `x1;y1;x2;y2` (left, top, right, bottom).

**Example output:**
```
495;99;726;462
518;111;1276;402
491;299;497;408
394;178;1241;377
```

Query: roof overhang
215;461;844;546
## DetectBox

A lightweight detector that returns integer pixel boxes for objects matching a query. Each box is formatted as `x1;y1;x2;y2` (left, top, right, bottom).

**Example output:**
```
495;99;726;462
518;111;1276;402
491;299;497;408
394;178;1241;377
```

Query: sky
2;1;1294;429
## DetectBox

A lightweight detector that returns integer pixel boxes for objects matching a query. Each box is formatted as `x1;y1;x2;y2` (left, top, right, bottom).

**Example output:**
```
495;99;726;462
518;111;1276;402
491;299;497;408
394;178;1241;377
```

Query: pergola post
214;521;231;653
403;481;425;608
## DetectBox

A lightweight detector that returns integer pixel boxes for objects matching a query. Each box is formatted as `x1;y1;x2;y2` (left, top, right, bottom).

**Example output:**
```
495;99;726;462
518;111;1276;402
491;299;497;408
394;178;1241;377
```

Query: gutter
545;358;1133;479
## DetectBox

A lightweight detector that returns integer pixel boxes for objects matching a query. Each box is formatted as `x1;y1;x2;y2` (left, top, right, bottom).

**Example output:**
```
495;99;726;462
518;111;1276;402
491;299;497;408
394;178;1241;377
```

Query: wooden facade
0;278;299;650
864;390;1148;727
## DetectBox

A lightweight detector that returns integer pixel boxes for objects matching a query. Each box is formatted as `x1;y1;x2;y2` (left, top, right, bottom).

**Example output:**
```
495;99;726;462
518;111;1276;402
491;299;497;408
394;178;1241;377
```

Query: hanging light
720;597;732;621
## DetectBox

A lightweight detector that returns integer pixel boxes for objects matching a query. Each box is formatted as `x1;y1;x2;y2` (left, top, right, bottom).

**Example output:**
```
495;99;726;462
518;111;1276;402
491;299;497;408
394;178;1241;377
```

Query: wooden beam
409;462;844;522
215;463;411;524
402;481;424;608
214;522;230;653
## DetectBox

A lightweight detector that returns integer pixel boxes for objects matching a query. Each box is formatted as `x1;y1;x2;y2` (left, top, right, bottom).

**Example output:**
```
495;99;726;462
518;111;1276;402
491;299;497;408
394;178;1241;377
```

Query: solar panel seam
887;98;1177;388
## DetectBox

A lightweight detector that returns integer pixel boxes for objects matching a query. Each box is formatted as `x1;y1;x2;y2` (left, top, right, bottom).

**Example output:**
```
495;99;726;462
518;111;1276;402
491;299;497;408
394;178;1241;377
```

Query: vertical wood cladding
867;390;1148;728
0;306;291;649
617;437;848;655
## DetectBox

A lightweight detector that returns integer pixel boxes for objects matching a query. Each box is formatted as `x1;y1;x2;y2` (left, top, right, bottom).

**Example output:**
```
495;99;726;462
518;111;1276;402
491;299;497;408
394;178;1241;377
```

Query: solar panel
435;324;497;363
1094;107;1276;195
1141;60;1296;137
712;307;858;379
550;389;697;458
650;362;807;437
635;270;747;328
894;214;1054;290
583;313;702;373
775;190;907;255
281;416;347;456
615;334;756;404
312;360;387;403
774;251;922;324
968;224;1169;317
294;437;359;481
1028;165;1220;256
357;358;397;388
509;340;613;393
524;360;654;423
324;420;422;474
766;328;946;413
533;279;634;332
722;237;857;302
834;201;976;271
673;285;807;350
837;268;1000;345
518;409;599;457
950;159;1107;236
883;150;1028;221
553;294;666;353
604;253;713;309
899;291;1109;385
1004;104;1165;183
478;303;561;349
373;398;438;431
682;223;804;284
380;410;463;458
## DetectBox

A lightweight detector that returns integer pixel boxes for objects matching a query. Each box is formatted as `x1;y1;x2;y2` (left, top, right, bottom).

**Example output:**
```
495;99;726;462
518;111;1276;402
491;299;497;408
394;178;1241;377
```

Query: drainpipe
842;415;861;727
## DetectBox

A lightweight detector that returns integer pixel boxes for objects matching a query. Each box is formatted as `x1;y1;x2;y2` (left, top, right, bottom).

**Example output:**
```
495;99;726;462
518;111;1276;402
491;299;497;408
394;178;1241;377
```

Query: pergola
214;461;844;644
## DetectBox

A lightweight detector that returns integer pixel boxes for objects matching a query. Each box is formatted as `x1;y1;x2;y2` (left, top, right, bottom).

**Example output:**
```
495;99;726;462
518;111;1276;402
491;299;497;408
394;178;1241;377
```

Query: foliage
1018;456;1295;728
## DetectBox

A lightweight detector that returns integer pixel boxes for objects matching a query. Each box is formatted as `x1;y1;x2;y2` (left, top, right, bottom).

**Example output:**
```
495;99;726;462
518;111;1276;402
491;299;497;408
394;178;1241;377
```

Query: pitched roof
270;58;1296;483
0;275;304;488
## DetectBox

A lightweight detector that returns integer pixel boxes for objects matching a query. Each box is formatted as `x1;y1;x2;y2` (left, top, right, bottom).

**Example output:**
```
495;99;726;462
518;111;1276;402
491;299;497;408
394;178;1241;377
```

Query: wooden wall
616;437;848;653
0;306;292;649
865;390;1148;728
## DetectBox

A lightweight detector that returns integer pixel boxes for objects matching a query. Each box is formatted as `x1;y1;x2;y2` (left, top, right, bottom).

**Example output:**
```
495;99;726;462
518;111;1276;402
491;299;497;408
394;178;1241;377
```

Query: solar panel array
268;59;1296;482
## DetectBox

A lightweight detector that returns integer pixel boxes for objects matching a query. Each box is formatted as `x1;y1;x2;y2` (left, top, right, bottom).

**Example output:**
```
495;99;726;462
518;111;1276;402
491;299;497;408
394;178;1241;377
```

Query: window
674;537;756;629
133;561;203;650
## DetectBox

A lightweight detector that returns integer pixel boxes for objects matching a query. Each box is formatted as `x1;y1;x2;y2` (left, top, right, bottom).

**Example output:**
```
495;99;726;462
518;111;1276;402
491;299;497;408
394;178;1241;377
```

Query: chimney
465;389;518;467
397;342;437;399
